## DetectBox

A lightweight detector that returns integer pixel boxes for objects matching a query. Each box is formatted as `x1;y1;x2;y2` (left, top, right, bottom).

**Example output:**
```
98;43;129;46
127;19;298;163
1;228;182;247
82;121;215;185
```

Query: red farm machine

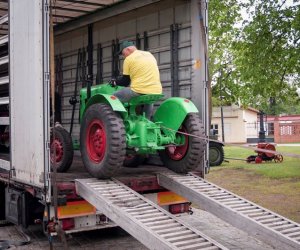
246;142;283;164
247;111;283;164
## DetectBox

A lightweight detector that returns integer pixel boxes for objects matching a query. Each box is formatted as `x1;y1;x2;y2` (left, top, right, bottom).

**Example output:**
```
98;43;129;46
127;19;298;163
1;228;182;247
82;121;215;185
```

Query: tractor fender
153;97;199;132
80;94;127;121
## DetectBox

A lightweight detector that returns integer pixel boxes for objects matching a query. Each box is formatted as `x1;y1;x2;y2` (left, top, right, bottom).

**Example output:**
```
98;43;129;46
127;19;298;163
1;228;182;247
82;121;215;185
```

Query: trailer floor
0;153;166;183
0;208;276;250
55;154;166;182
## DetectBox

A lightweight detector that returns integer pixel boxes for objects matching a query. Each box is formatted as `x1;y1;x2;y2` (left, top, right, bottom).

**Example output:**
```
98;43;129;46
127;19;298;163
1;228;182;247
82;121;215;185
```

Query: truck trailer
0;0;209;236
1;1;300;250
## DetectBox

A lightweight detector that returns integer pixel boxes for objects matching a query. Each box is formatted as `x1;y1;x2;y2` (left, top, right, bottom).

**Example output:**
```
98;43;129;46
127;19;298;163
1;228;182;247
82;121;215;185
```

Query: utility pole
219;70;225;142
220;97;225;142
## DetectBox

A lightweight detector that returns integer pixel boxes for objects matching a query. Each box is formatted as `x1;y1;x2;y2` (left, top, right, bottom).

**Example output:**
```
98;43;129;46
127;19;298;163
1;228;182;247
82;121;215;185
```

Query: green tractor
77;82;206;178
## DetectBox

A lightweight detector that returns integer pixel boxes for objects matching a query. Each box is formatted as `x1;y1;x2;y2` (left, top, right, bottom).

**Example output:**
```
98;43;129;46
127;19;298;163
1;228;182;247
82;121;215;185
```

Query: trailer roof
0;0;124;36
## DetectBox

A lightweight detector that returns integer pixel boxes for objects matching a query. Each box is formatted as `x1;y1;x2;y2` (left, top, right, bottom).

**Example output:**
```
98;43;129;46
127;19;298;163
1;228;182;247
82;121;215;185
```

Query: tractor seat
127;94;164;106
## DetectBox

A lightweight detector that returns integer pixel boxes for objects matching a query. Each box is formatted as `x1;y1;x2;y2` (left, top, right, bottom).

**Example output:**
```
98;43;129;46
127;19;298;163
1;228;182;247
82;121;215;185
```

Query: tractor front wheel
159;113;205;173
80;103;126;178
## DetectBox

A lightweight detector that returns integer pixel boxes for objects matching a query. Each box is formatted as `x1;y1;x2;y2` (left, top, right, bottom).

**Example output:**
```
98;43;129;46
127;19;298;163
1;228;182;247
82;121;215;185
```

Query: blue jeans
114;87;153;119
114;87;140;102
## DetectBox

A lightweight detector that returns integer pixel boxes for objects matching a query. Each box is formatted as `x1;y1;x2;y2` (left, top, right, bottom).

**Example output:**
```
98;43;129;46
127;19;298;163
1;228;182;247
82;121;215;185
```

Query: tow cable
223;157;248;162
160;125;300;160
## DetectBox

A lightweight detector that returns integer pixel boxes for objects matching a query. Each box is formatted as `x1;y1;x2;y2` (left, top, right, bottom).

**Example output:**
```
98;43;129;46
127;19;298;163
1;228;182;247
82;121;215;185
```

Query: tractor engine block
124;115;174;154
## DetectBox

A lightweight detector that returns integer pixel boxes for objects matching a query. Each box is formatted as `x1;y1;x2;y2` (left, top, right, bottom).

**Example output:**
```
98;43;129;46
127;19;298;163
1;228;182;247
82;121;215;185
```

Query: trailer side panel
9;0;50;188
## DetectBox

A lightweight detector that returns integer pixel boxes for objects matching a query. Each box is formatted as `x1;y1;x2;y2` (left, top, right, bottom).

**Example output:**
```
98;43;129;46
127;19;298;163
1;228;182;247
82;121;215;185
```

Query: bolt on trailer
0;0;209;234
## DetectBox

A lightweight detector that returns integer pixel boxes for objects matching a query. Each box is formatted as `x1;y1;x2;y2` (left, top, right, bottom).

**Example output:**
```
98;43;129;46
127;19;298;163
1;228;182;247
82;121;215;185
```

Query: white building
211;105;259;143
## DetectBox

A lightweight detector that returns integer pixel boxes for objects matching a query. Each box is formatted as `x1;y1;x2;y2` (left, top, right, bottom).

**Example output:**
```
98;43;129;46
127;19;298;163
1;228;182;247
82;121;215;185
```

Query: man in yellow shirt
112;41;162;118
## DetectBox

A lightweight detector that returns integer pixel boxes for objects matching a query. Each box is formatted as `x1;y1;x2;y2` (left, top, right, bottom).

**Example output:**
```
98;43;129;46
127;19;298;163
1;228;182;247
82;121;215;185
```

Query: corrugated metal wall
54;0;204;142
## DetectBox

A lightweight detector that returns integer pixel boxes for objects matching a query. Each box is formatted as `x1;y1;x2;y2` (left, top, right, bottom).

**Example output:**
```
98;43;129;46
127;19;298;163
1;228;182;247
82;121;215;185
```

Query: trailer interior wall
54;0;208;143
9;0;50;188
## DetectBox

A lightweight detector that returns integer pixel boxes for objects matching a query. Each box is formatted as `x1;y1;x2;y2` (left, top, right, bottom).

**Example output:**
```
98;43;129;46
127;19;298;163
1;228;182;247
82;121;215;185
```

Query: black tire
50;127;74;173
159;113;206;173
123;154;146;168
80;103;126;178
209;142;224;166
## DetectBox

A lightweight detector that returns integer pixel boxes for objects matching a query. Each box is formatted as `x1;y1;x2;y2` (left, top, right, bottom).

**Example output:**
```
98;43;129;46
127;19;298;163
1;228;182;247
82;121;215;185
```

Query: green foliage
262;87;300;114
209;0;242;104
209;0;300;115
211;96;221;107
219;146;300;179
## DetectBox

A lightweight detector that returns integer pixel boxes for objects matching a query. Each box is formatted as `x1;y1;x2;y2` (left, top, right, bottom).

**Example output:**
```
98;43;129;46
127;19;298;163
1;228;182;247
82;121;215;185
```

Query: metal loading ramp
75;178;227;250
158;172;300;250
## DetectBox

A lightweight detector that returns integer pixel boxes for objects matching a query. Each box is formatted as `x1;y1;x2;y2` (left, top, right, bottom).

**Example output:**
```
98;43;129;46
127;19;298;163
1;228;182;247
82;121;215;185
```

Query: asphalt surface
0;208;277;250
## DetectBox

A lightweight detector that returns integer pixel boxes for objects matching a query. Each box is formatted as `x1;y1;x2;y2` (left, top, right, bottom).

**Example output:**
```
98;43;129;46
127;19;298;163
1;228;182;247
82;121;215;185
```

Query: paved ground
0;207;276;250
182;209;275;250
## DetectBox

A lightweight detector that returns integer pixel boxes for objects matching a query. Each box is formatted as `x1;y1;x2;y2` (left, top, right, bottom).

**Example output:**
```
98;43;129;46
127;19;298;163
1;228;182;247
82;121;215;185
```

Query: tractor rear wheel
159;113;205;173
80;103;126;178
50;126;73;173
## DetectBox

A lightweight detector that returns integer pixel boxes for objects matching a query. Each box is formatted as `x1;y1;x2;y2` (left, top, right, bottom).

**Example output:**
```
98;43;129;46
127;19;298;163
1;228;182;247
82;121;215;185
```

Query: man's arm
115;75;130;87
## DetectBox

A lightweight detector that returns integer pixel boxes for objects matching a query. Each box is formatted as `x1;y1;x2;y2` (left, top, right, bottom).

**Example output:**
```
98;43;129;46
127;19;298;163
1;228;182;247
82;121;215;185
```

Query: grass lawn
206;145;300;223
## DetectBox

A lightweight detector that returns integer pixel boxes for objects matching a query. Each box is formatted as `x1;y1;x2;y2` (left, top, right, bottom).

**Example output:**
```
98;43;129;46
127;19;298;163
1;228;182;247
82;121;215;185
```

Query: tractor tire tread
80;103;126;178
51;126;74;173
209;141;224;166
159;113;205;173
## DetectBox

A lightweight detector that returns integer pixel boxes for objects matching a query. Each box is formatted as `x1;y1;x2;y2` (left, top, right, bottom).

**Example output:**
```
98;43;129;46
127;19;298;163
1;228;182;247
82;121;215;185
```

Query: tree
209;0;300;115
209;0;242;105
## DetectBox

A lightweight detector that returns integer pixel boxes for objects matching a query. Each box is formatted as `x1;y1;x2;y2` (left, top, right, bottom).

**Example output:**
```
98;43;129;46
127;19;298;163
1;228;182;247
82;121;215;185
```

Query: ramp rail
76;178;227;250
158;172;300;250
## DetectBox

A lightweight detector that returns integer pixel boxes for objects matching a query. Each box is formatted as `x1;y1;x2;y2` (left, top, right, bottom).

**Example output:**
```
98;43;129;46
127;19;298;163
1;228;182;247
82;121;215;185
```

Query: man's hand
108;78;117;87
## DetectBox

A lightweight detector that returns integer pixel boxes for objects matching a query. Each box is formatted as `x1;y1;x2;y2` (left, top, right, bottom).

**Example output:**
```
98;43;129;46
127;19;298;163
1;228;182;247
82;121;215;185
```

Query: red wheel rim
274;154;283;163
86;119;106;163
51;138;63;164
166;127;189;161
